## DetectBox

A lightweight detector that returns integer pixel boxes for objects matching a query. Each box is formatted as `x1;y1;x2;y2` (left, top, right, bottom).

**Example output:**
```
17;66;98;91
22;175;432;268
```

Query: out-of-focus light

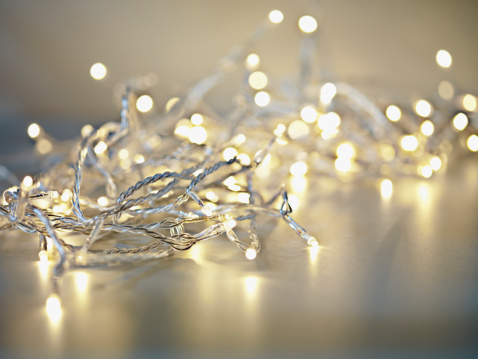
28;123;40;138
223;147;238;161
233;134;246;146
202;205;213;217
224;176;237;187
53;205;63;213
430;156;442;171
245;248;257;260
335;158;351;172
90;63;107;80
274;124;286;136
290;161;308;177
307;237;319;248
165;97;180;112
118;148;129;160
380;179;393;198
22;176;33;188
248;71;268;90
298;15;318;33
190;113;203;125
436;50;452;68
254;91;270;107
94;141;107;154
385;105;401;122
438;81;454;100
420;120;434;136
401;135;418;151
300;106;318;123
188;126;207;144
269;10;284;24
453;113;468;131
380;144;395;162
288;194;299;210
97;196;108;206
136;95;153;113
81;124;94;138
336;143;355;159
245;53;260;70
317;112;341;131
320;83;337;104
46;295;62;322
205;191;219;203
288;120;310;139
420;165;433;178
237;192;250;203
39;250;48;262
76;272;88;293
134;154;145;164
467;135;478;152
237;153;251;166
61;189;72;202
415;100;433;117
463;94;477;112
36;139;52;154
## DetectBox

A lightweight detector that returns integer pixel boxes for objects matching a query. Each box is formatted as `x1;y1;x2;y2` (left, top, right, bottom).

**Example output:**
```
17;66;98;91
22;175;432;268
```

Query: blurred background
0;0;477;174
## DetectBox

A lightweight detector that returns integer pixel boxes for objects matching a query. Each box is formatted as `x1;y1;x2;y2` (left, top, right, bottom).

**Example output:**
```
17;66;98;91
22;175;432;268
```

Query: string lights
0;9;477;310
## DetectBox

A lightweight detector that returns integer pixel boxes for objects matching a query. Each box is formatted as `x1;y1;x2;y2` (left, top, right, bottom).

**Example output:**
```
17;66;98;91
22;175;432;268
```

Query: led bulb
307;237;319;248
245;248;257;260
39;250;48;262
269;10;284;24
90;63;107;80
202;205;213;216
453;113;468;131
298;15;318;33
28;123;41;138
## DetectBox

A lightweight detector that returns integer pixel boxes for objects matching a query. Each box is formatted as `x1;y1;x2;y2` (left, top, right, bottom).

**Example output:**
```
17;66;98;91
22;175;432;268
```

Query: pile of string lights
1;9;477;297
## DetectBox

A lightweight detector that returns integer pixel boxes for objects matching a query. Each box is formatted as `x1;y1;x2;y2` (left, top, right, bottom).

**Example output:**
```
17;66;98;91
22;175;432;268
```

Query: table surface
1;157;478;359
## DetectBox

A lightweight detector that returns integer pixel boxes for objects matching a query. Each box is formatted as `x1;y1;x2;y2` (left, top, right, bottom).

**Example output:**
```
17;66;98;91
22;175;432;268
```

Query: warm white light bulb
248;71;268;90
190;113;203;126
430;156;442;171
269;10;284;24
453;113;468;131
246;53;260;70
467;135;478;152
320;83;337;104
245;248;257;260
298;15;318;33
254;91;270;107
386;105;401;122
415;100;433;118
307;237;319;248
290;161;308;177
28;123;40;138
436;50;452;68
90;63;107;80
300;106;318;123
463;94;477;112
202;205;213;216
401;135;418;151
136;95;153;113
420;120;434;136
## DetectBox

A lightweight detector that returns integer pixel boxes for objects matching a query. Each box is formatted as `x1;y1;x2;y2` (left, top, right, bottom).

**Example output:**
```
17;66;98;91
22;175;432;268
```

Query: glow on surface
188;126;207;144
223;147;238;161
28;123;40;138
335;158;352;172
453;113;468;131
430;156;442;171
245;53;260;70
245;276;258;295
268;10;284;24
420;120;434;136
438;81;454;100
254;91;270;107
380;179;393;198
245;248;257;260
94;141;107;154
248;71;268;90
90;63;107;80
290;161;308;177
436;50;452;68
165;97;180;112
467;135;478;152
385;105;401;122
463;94;477;112
190;113;203;126
300;106;318;123
46;295;62;322
320;83;337;104
298;15;318;33
400;135;418;151
336;143;355;159
136;95;153;113
76;272;88;293
317;112;340;131
288;120;309;139
415;100;432;117
420;165;433;178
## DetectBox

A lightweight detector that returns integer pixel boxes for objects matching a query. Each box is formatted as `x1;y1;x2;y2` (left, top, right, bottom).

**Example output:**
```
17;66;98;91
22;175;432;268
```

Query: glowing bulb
290;161;308;176
463;94;477;112
245;248;257;260
335;158;351;172
225;216;237;230
254;91;270;107
188;126;207;144
274;124;286;136
298;15;318;33
436;50;452;68
467;134;478;152
90;63;107;80
420;165;433;178
317;112;340;131
237;154;251;166
28;123;40;138
385;105;401;122
94;141;107;154
190;113;203;126
237;192;250;203
205;191;219;203
307;237;319;248
269;10;284;24
224;176;237;187
223;147;238;161
97;196;108;206
61;189;72;202
136;95;153;113
202;205;213;216
39;250;48;262
134;154;145;164
453;113;468;131
165;97;180;112
288;194;299;211
336;143;355;159
380;179;393;198
401;135;418;151
46;295;62;322
300;106;318;123
22;176;33;188
320;83;337;104
246;53;260;70
118;148;129;159
81;124;94;138
248;71;268;90
53;205;63;213
430;156;442;171
438;81;454;100
288;120;310;139
420;120;434;136
414;100;433;118
233;134;246;145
